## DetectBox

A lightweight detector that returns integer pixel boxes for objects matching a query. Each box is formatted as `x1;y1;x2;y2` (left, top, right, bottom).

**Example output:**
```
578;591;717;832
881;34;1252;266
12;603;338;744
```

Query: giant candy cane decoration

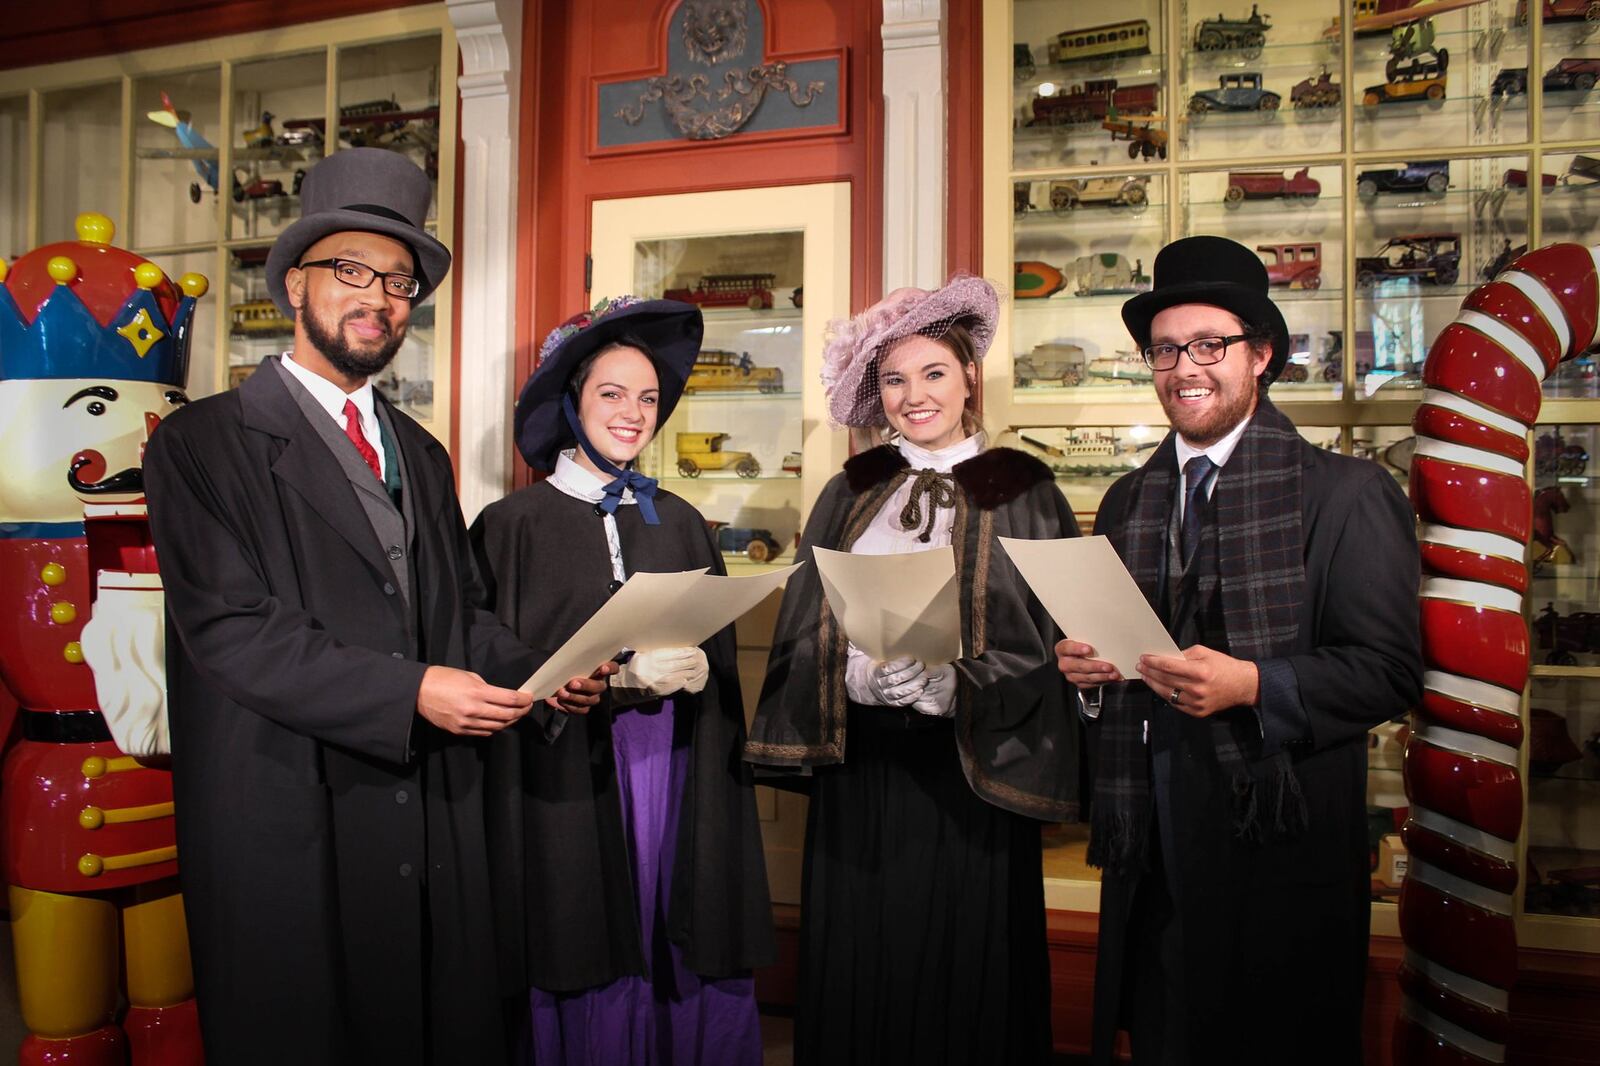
1399;242;1600;1063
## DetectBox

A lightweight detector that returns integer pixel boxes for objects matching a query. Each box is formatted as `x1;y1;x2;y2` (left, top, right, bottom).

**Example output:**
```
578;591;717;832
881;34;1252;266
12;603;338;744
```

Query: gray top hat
265;148;450;316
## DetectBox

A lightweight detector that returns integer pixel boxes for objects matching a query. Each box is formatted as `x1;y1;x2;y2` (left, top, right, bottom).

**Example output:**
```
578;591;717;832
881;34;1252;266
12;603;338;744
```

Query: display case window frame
987;0;1600;951
0;7;460;446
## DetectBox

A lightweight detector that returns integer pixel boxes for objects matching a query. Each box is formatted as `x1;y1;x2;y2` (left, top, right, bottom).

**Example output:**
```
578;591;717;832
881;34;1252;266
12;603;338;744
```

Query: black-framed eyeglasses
1140;333;1259;371
299;258;421;300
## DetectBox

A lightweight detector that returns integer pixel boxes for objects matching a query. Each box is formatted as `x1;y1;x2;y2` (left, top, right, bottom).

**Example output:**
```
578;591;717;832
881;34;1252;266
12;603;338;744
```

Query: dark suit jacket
145;361;535;1066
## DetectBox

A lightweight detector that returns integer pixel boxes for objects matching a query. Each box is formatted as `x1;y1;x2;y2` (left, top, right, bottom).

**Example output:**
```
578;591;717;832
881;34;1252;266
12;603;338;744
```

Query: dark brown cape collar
843;444;1052;510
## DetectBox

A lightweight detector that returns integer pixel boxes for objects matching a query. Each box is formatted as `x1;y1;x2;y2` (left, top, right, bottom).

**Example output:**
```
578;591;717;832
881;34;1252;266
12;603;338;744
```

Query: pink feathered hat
820;275;1000;428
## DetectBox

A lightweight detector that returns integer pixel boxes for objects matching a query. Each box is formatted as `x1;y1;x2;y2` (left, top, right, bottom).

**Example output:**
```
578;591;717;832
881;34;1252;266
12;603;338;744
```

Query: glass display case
985;0;1600;948
0;8;458;441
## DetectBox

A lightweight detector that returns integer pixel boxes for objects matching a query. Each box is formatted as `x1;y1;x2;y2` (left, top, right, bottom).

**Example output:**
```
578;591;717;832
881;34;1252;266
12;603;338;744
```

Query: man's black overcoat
144;362;536;1066
1088;428;1422;1064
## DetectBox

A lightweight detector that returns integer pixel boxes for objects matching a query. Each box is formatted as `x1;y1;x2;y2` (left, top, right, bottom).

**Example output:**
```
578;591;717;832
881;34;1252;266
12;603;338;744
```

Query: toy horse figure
1533;484;1574;567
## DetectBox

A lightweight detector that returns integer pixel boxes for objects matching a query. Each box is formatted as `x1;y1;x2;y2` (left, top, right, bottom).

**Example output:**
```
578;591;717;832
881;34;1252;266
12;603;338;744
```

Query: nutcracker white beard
80;583;170;757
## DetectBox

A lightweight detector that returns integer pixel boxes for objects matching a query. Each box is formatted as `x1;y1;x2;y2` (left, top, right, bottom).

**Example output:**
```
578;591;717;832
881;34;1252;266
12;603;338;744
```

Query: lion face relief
682;0;748;65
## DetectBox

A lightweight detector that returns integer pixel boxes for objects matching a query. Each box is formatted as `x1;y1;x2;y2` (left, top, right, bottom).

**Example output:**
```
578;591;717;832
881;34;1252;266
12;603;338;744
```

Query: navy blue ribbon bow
562;393;660;525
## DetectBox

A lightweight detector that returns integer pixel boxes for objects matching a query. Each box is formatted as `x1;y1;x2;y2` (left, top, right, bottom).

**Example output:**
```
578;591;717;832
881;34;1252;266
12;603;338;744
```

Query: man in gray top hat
145;148;611;1065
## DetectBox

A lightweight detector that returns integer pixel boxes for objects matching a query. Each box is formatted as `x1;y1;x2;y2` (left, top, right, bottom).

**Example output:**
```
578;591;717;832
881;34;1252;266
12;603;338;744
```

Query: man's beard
301;297;406;380
1159;377;1259;448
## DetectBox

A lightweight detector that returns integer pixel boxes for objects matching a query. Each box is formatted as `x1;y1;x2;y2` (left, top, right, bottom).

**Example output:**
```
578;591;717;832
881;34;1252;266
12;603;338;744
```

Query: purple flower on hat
537;294;647;366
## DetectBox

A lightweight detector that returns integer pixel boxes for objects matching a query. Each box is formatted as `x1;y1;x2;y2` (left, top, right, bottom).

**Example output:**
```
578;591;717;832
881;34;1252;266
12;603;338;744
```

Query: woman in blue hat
471;296;773;1065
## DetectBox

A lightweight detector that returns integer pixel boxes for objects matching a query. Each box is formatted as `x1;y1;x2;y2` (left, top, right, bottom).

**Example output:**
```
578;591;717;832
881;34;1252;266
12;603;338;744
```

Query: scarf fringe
1087;808;1151;873
1230;756;1309;844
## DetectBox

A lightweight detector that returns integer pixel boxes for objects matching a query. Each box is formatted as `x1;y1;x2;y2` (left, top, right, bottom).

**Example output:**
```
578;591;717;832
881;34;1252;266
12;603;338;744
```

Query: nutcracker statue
0;211;205;1065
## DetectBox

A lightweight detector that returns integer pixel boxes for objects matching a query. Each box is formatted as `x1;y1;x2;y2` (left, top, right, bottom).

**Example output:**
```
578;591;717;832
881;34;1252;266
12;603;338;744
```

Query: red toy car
1226;166;1321;202
1257;243;1323;289
664;273;777;311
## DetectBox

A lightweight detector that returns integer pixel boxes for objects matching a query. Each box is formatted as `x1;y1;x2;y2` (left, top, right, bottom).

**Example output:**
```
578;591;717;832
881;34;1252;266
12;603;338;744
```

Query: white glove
845;649;928;707
911;663;958;718
80;576;170;756
610;646;709;698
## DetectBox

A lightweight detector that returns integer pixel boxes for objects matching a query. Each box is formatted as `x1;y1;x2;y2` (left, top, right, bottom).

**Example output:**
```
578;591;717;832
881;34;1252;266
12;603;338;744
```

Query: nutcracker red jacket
144;362;538;1066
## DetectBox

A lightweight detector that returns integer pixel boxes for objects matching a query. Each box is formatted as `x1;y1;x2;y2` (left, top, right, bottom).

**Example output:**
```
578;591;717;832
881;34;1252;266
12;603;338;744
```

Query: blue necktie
561;394;661;525
1181;455;1216;566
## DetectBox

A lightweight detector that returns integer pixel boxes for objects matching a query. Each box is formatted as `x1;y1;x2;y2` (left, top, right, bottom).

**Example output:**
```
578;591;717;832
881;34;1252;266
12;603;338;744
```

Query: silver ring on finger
1169;688;1181;705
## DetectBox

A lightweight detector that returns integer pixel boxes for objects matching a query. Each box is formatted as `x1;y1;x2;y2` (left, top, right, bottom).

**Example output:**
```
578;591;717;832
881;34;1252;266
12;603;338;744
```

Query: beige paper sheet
998;535;1181;675
811;546;963;666
521;564;799;700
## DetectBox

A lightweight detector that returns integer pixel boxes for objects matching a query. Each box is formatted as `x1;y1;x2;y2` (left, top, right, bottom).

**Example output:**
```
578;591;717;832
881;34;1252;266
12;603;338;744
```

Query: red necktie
342;399;383;482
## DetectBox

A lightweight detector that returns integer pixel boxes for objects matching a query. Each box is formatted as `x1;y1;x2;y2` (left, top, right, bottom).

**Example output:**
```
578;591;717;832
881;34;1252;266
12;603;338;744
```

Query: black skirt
795;703;1053;1066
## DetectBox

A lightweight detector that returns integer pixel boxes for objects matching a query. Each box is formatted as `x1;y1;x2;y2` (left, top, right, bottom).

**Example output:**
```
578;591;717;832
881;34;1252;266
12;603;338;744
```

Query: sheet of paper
998;535;1181;676
811;546;963;666
520;565;798;700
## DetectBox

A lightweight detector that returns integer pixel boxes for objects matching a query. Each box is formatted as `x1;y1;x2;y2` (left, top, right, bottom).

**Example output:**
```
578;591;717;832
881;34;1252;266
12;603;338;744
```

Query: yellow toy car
684;349;785;394
676;432;761;478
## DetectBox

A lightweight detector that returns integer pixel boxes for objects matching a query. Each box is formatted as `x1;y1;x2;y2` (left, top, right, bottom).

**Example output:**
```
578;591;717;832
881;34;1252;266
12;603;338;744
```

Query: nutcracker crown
0;212;207;387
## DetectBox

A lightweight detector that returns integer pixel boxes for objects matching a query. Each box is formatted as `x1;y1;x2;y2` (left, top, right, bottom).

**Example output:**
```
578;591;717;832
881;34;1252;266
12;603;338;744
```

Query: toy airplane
146;91;219;202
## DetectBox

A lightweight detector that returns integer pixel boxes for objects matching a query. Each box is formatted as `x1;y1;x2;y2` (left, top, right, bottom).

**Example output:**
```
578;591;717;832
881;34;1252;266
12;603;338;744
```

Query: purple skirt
526;700;762;1066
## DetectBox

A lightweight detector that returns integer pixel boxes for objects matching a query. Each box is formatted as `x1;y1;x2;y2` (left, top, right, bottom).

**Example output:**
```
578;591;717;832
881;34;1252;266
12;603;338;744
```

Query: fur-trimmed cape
746;443;1083;821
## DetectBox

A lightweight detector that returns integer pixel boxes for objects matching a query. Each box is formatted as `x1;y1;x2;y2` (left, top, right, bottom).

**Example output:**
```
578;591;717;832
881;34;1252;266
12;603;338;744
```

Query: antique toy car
1536;429;1590;477
1363;61;1447;105
664;273;777;310
1014;261;1068;299
1492;58;1600;96
1355;233;1461;287
1291;70;1341;108
1013;343;1087;387
1194;5;1272;55
1503;169;1558;189
1050;174;1150;211
781;451;802;475
1070;253;1150;296
1567;154;1600;187
1047;19;1153;64
683;349;785;394
1102;114;1168;159
708;522;783;563
1189;73;1281;112
230;298;295;336
1030;78;1160;126
1256;243;1323;289
1226;167;1320;202
676;432;761;478
1356;160;1449;198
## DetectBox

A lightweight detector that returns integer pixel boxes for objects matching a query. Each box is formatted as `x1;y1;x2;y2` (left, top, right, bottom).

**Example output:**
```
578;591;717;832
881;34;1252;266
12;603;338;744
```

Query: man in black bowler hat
144;148;612;1065
1055;235;1423;1064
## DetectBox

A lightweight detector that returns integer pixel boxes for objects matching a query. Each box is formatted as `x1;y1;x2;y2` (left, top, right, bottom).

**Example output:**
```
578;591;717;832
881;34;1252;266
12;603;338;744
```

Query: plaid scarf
1088;397;1308;874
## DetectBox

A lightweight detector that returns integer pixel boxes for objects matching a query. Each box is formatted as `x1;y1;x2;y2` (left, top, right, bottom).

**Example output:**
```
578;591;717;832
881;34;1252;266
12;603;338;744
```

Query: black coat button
593;504;606;517
383;583;396;595
399;863;413;877
395;790;409;804
387;545;403;560
392;652;404;659
606;579;624;595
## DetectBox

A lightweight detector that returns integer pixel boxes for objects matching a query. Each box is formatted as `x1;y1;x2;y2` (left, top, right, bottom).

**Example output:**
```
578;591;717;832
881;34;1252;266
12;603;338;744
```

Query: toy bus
1046;20;1152;65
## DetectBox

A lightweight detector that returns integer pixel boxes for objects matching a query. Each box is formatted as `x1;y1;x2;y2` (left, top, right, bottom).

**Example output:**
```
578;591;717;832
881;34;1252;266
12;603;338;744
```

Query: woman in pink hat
745;276;1082;1064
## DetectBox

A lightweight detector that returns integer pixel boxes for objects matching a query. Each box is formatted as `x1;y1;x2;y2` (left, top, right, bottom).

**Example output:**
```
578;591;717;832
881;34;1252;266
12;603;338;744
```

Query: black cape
1088;430;1423;1064
470;483;775;994
745;445;1083;822
145;365;536;1066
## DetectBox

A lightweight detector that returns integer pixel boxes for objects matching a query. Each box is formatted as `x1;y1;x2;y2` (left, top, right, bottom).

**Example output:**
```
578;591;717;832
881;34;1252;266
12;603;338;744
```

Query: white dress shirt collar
1173;409;1251;475
546;449;636;506
279;352;386;481
897;431;986;474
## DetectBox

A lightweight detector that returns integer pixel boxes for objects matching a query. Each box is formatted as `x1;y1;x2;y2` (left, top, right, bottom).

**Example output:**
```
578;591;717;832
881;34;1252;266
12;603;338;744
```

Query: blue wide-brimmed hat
514;296;703;471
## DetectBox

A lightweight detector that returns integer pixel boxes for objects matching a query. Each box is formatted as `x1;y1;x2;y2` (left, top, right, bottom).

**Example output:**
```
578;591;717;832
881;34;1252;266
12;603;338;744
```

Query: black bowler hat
514;296;703;472
265;148;450;316
1121;235;1290;385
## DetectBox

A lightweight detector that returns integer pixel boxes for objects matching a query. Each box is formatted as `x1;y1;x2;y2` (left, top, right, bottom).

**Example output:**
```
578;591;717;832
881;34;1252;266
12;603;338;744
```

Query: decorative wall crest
598;0;838;147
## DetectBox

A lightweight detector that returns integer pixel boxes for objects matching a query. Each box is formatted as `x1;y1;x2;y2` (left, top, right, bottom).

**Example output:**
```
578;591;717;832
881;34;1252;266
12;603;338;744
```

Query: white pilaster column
881;0;947;293
448;0;521;521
